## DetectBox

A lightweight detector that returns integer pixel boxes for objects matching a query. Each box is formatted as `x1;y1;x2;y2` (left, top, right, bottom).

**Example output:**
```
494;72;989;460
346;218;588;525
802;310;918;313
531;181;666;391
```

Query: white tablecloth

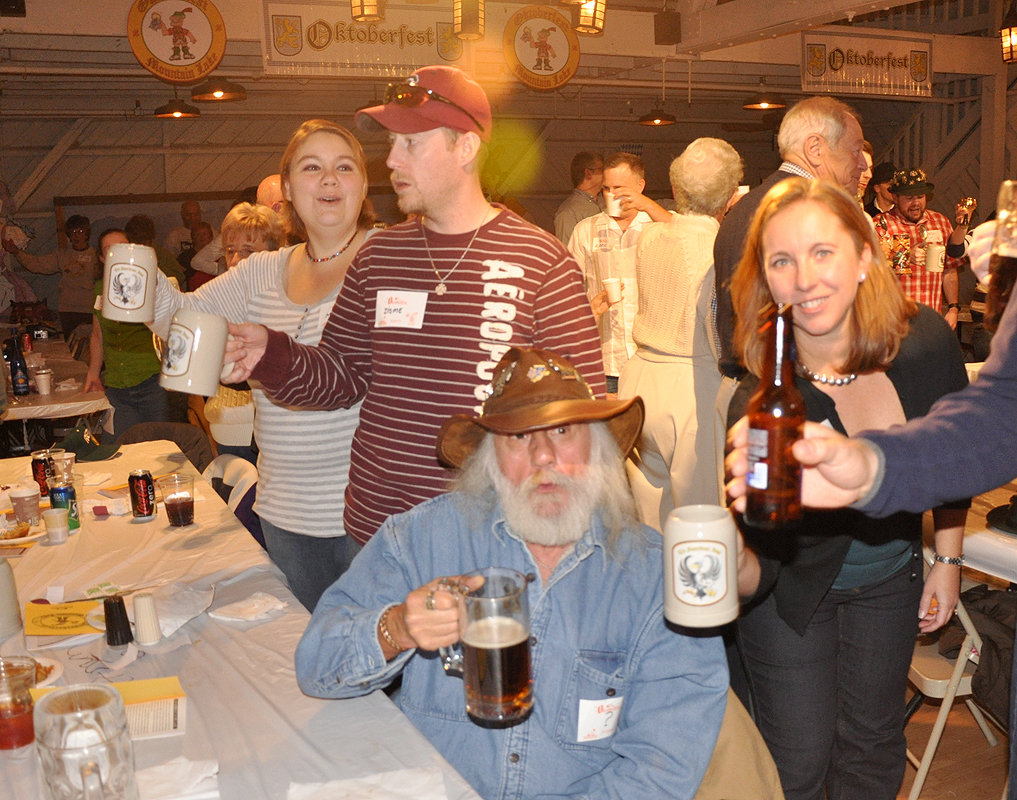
2;338;110;421
958;480;1017;584
0;441;479;800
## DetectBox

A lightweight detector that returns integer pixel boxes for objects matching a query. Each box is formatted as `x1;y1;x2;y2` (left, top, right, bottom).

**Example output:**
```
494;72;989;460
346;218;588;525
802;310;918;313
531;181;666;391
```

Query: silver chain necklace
796;362;858;387
305;230;357;263
421;218;483;296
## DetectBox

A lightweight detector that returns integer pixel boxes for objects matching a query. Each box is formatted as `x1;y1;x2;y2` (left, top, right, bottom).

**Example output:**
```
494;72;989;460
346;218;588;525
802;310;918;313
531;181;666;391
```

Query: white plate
86;606;106;631
0;528;47;547
33;656;63;688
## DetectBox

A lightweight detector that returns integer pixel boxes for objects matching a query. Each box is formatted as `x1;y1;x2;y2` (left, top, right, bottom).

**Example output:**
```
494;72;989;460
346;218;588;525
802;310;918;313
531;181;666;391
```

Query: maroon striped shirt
253;208;606;544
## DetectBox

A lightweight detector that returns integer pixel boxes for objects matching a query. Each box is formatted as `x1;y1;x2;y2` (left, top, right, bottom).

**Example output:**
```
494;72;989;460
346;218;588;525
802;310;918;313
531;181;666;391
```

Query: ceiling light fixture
154;87;200;119
573;0;606;35
743;77;786;110
453;0;484;40
351;0;383;22
191;77;247;102
638;59;676;126
1002;1;1017;62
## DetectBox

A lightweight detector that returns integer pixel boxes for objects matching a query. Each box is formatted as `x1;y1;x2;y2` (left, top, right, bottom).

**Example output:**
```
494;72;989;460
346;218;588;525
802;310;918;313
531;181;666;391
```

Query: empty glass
34;684;139;800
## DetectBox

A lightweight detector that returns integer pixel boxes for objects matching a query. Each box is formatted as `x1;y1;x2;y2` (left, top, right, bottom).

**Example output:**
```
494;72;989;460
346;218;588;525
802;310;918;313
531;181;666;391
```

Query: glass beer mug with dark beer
440;567;533;728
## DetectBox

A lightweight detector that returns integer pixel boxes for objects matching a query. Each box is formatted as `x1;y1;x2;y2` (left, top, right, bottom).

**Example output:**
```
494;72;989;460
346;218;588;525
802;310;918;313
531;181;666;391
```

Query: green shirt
93;279;162;389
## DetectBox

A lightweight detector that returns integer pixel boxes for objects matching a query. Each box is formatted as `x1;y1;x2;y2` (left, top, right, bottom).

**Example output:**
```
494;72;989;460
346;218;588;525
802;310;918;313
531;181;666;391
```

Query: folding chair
904;547;1002;800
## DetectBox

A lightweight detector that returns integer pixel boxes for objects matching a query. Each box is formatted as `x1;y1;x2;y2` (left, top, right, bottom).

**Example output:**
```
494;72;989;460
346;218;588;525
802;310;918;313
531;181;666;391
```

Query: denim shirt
296;492;728;800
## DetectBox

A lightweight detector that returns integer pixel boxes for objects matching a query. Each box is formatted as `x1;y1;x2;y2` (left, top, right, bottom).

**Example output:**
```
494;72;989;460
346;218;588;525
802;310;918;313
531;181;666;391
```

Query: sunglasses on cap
383;76;485;134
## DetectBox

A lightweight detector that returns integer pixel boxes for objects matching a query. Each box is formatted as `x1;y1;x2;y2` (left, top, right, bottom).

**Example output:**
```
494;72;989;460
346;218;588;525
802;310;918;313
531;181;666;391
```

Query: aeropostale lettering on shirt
474;260;527;411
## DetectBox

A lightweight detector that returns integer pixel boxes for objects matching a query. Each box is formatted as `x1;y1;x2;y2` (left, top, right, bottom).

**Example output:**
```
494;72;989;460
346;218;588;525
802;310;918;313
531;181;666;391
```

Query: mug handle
440;644;464;677
81;760;105;800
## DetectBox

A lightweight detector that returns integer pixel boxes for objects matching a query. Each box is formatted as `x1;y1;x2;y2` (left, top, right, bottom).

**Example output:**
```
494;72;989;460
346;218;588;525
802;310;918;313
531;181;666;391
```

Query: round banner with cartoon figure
503;6;580;91
128;0;227;84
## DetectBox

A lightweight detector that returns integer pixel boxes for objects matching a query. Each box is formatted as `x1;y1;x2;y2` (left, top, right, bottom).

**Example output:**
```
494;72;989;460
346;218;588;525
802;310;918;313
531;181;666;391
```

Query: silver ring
425;591;436;611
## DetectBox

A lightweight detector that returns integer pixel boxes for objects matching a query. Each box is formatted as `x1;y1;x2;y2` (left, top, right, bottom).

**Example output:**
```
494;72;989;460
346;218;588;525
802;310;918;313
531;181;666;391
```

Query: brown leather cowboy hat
436;347;644;469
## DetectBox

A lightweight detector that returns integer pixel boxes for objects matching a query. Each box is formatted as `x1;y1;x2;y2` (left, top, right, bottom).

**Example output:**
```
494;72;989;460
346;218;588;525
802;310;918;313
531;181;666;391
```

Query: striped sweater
252;208;606;544
151;245;361;538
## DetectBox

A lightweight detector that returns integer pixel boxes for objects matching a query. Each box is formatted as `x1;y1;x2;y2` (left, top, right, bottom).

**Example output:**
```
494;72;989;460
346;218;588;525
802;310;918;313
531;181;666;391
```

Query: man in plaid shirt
874;168;971;329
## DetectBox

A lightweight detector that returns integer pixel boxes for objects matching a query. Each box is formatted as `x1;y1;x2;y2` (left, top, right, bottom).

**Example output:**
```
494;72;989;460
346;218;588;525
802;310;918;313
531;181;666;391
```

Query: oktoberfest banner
802;31;932;98
262;0;470;77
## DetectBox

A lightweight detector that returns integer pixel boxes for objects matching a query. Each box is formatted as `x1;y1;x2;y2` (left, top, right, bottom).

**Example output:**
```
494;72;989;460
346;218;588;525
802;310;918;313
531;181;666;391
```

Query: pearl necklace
796;362;858;386
305;230;358;263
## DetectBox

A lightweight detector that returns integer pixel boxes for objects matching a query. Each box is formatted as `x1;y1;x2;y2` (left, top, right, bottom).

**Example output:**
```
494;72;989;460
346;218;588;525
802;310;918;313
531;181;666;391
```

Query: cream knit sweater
632;213;720;359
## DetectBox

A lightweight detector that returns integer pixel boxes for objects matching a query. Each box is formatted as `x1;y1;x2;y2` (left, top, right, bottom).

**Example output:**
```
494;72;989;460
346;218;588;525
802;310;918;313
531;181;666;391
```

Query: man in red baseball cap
224;66;605;552
355;65;492;143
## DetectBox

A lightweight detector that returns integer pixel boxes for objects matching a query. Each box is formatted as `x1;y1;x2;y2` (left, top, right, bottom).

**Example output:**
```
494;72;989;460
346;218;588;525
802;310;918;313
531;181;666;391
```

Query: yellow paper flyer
23;600;100;636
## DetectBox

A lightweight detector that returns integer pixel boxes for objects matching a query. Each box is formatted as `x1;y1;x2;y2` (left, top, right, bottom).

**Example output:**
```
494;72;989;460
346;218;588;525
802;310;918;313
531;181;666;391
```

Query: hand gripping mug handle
81;760;106;800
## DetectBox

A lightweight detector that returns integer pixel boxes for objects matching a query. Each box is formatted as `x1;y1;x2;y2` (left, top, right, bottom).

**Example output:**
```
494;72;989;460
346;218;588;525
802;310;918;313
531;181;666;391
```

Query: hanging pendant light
351;0;383;23
1002;1;1017;63
453;0;484;40
155;87;199;119
573;0;606;35
191;77;247;102
743;77;786;110
637;59;676;126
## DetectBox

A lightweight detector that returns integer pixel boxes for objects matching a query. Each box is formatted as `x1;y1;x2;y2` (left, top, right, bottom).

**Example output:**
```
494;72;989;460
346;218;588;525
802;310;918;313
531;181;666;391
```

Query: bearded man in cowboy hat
294;347;729;800
873;167;971;328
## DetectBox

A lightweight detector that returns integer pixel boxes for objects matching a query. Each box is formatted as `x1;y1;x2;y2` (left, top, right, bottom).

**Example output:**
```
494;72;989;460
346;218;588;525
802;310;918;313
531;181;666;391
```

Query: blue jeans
739;562;922;800
106;374;170;440
215;441;258;466
260;518;362;612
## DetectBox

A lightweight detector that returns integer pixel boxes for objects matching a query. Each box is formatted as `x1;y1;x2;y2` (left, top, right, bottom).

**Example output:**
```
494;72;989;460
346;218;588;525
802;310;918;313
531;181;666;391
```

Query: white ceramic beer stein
663;504;739;628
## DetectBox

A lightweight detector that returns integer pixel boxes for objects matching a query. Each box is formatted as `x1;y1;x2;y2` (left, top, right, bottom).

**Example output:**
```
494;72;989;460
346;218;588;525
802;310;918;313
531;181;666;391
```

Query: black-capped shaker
104;594;134;648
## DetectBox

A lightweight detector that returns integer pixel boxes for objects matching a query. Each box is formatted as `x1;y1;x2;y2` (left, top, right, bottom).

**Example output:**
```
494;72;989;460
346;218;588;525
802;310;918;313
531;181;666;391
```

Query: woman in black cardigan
728;178;968;800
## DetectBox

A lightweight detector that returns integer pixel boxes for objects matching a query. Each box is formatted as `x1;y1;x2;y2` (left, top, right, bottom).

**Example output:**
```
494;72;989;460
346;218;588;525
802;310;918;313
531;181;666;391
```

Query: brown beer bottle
744;304;805;529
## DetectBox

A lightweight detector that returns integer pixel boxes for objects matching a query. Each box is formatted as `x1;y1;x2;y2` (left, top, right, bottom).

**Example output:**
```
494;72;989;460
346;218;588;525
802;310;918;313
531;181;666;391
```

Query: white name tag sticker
925;229;944;244
577;696;623;742
374;290;428;329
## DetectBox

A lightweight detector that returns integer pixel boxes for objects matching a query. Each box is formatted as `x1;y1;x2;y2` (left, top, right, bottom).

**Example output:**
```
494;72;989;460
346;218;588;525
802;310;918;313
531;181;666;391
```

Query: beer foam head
462;616;528;649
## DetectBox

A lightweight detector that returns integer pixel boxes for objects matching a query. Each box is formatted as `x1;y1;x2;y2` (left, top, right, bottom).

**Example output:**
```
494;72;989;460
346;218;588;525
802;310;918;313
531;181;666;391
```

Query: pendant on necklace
435;282;447;296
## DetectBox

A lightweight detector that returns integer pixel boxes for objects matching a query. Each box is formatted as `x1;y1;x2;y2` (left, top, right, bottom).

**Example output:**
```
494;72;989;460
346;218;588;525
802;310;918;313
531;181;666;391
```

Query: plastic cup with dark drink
157;474;195;527
440;568;533;728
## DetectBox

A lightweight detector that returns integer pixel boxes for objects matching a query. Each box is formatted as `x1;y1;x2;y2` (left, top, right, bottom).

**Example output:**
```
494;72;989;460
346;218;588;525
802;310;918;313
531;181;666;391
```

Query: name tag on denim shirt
577;697;624;742
375;291;427;329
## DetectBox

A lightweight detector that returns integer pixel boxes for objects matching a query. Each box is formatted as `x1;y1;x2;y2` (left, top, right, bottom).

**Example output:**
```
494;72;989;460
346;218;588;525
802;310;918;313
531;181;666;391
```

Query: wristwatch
947;303;961;311
933;552;964;567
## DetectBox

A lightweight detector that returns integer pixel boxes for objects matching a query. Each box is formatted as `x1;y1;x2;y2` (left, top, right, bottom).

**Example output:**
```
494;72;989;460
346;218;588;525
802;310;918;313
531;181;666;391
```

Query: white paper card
374;291;427;329
577;696;623;742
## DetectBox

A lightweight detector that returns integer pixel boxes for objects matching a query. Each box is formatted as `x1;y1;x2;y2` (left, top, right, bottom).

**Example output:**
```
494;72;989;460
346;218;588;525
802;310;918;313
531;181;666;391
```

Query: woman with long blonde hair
728;177;968;800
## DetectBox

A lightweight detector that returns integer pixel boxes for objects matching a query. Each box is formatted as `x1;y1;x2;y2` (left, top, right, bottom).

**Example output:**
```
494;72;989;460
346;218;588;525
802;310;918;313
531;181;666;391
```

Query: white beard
490;461;606;547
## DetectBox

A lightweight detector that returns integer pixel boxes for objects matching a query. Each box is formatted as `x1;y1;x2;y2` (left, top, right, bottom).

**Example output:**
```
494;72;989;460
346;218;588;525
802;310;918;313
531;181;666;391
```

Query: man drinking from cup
295;347;728;800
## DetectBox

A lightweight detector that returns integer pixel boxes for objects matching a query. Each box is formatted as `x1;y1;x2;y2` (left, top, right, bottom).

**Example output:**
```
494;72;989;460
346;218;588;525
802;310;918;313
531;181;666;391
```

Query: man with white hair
620;138;743;529
713;96;867;384
295;347;728;800
710;96;868;488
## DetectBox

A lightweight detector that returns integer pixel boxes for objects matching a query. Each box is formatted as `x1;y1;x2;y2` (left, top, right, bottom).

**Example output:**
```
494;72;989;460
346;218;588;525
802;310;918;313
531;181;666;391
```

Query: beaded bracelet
933;552;964;567
378;607;408;652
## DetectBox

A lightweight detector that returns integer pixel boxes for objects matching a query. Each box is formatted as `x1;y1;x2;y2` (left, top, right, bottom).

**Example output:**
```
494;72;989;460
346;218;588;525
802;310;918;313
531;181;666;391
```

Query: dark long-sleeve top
729;305;969;634
713;168;800;379
860;292;1017;517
